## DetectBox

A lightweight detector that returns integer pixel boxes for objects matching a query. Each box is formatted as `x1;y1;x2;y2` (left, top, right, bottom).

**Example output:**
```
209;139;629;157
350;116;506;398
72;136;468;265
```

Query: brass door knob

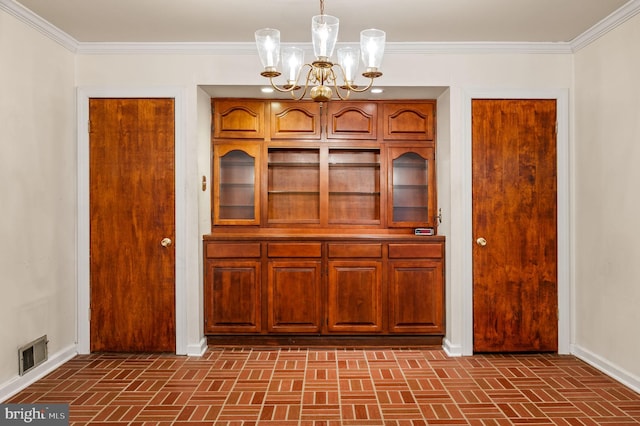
161;238;172;247
476;237;487;247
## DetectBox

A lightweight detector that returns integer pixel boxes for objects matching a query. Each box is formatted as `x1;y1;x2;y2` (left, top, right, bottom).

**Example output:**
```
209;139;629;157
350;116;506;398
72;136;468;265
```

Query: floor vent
18;335;48;376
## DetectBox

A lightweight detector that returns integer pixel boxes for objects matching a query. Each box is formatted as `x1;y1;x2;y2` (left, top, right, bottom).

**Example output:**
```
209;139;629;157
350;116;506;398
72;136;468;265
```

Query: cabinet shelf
268;191;320;195
393;184;428;190
330;191;381;196
394;163;428;169
269;162;321;168
220;183;255;188
222;161;255;167
329;163;380;168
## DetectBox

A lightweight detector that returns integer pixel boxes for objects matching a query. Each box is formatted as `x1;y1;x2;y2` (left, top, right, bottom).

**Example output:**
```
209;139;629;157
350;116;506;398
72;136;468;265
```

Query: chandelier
254;0;385;102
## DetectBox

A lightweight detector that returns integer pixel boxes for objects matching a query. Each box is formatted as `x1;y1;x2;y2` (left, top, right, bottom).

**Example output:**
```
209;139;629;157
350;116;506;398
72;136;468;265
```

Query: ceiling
10;0;632;44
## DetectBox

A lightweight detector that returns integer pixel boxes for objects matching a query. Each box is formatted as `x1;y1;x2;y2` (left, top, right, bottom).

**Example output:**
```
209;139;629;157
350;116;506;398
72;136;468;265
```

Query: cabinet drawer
388;243;442;259
268;243;322;258
205;242;261;258
328;243;382;258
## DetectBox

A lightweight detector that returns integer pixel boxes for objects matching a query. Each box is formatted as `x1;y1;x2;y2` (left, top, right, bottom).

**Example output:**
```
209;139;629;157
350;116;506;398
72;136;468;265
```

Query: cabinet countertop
203;232;445;242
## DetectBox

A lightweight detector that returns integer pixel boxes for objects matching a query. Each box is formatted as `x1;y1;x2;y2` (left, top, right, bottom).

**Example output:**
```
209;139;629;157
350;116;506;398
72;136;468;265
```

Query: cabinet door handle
476;237;487;247
161;238;172;247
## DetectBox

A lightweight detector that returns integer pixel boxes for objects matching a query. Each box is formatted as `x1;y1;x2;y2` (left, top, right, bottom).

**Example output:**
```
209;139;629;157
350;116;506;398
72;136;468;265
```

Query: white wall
0;10;77;389
573;13;640;384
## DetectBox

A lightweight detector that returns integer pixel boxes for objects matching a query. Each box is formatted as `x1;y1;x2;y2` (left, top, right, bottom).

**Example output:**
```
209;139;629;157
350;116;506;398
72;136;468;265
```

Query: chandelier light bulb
337;47;359;83
282;47;304;83
312;15;339;60
255;28;281;70
360;29;386;70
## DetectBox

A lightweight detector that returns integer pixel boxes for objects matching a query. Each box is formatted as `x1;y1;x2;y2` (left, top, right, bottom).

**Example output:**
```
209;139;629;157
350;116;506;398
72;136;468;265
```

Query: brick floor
6;348;640;425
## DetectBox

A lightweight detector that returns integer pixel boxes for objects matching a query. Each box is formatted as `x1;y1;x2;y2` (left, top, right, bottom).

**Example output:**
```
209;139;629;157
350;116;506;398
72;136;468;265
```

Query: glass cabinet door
213;144;260;225
388;147;436;228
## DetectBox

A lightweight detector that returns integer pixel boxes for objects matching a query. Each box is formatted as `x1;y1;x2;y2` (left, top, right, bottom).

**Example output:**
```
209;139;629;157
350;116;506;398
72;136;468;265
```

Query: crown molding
74;41;573;55
571;0;640;52
0;0;78;52
3;0;640;56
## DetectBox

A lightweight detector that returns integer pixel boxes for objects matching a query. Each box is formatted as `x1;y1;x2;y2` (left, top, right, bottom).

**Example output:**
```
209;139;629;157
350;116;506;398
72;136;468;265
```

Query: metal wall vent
18;335;48;376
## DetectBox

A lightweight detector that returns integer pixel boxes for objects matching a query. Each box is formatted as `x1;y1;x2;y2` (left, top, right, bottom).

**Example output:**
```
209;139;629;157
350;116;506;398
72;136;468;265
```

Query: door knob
476;237;487;247
161;238;172;247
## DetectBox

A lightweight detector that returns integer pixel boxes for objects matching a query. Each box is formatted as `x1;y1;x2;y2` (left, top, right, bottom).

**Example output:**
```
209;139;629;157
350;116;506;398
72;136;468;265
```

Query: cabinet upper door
326;102;377;140
213;100;265;139
382;102;435;141
270;101;321;139
213;144;261;225
388;147;436;228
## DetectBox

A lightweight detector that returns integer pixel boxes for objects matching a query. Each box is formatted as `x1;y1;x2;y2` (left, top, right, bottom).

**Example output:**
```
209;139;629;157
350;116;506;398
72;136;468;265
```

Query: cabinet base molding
206;335;443;348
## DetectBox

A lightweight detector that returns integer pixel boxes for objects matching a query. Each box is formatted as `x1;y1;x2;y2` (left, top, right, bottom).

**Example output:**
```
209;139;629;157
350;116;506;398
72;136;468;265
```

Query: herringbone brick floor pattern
7;348;640;425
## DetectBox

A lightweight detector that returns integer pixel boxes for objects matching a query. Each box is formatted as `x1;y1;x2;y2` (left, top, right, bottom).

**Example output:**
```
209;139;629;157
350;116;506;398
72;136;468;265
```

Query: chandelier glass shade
255;2;385;102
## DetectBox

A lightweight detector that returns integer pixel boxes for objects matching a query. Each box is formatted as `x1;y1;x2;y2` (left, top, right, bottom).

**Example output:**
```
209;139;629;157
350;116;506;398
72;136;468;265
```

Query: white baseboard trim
442;338;463;357
186;337;208;357
571;344;640;393
0;344;77;403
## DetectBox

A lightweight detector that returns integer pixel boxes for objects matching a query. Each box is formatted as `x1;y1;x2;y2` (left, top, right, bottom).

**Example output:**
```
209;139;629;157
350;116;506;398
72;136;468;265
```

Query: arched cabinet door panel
383;102;435;141
387;147;436;228
213;144;261;226
270;101;321;140
213;100;265;139
326;102;377;140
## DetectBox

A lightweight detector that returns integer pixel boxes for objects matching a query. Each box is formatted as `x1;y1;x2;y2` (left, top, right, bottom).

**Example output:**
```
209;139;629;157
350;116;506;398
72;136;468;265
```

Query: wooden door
472;99;557;352
89;98;176;352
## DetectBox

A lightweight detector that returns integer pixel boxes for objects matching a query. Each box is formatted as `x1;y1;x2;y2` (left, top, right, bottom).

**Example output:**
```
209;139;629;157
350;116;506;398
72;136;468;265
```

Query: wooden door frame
76;87;188;355
457;89;570;356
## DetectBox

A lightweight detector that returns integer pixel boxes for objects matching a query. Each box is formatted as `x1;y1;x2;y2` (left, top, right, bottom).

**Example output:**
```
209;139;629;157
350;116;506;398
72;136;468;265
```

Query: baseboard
442;338;463;357
186;337;208;357
0;344;77;403
571;344;640;393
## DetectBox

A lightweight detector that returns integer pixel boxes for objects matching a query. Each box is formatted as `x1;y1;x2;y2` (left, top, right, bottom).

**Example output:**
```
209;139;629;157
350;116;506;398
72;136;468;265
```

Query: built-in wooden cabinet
205;98;443;345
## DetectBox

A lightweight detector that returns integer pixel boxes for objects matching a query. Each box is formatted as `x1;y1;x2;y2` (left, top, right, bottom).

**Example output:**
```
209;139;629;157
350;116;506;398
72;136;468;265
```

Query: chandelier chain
320;0;324;16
